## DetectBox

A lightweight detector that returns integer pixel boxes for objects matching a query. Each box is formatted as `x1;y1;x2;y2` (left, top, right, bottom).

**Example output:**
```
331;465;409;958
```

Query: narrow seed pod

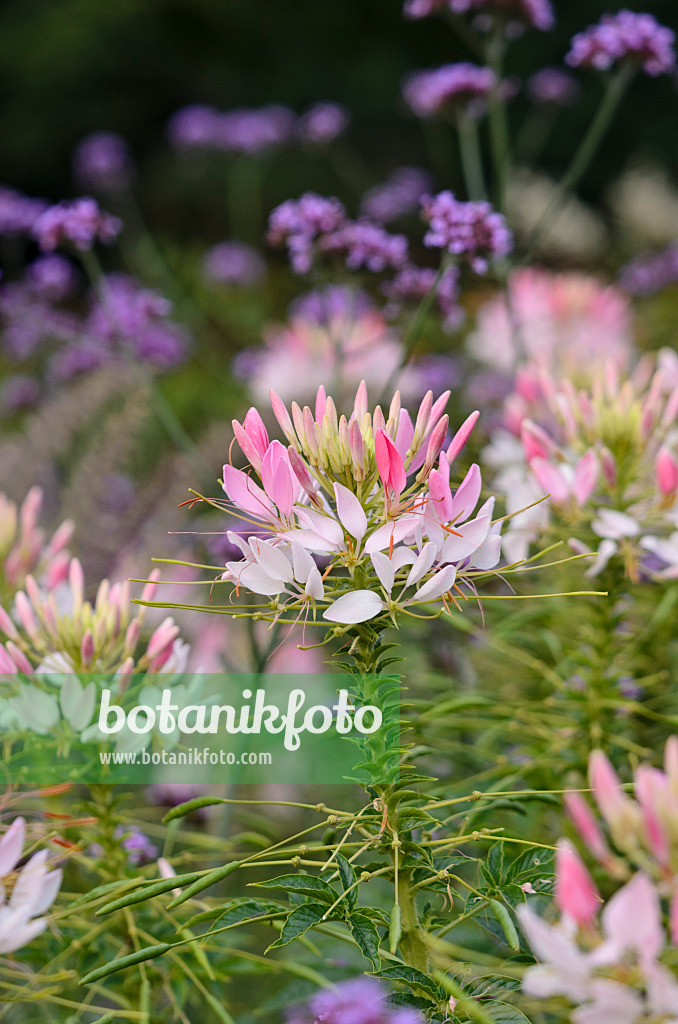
167;861;242;909
388;903;402;954
162;796;228;822
96;871;204;915
489;899;519;951
80;943;172;985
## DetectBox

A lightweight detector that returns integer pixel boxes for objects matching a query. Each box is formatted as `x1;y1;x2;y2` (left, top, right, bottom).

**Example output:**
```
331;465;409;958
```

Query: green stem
458;114;487;201
524;65;635;257
485;29;510;213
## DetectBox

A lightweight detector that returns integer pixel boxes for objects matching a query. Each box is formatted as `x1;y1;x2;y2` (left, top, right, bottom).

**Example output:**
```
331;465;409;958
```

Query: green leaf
372;964;442;1001
349;913;381;969
465;976;521;1000
505;848;554;883
80;944;172;984
185;897;285;931
266;902;330;951
487;843;505;884
482;1001;532;1023
252;873;338;904
334;854;357;910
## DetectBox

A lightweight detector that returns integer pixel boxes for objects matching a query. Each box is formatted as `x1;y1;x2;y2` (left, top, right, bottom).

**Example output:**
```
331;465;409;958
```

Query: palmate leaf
266;902;330;951
252;873;338;904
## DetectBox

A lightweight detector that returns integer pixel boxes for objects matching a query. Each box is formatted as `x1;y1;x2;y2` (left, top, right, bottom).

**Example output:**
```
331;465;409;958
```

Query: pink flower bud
564;790;611;865
80;629;95;669
656;448;678;496
600;447;617;486
44;519;74;558
0;604;18;640
315;384;327;424
15;592;38;641
555;839;600;927
589;750;631;830
446;410;479;464
5;642;33;674
269;389;296;443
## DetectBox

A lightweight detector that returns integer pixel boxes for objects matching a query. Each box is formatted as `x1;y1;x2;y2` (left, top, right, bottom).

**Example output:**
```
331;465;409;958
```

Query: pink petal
555;839;600;927
600;872;662;967
374;429;406;497
573;449;598;506
364;517;418;553
450;464;482;524
261;441;295;517
222;466;275;521
323;590;384;624
530;459;570;504
446;410;479;463
394;410;415;461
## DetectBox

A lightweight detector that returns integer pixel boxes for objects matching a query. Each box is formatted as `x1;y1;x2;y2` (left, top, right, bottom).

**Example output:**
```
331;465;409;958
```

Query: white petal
323;590;384;624
406;542;437;588
305;567;324;600
334;484;367;543
411;565;457;603
0;819;25;876
249;538;294;583
371;552;396;594
364;517;418;553
441;515;490;564
468;534;502;570
238;563;288;596
290;542;316;584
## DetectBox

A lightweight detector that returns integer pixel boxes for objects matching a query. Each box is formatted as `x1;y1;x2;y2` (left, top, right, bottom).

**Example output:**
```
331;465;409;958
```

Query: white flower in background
0;817;62;955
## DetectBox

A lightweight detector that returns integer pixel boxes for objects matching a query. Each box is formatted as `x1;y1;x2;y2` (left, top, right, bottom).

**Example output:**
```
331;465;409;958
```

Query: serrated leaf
184;897;285;932
482;1000;532;1023
372;964;442;1001
505;848;554;883
487;843;505;884
349;913;381;969
252;873;338;904
334;854;357;909
466;976;521;1000
266;902;329;951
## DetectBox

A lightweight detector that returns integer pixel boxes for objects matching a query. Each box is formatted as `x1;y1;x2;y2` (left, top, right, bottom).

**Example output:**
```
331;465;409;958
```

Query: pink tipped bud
15;592;38;641
555;839;600;927
315;385;327;425
45;551;70;590
564;791;611;865
5;642;33;674
44;518;74;558
413;391;433;446
19;486;42;535
589;750;631;830
353;380;368;421
599;447;617;487
146;618;180;662
141;569;160;606
0;644;19;673
125;618;140;654
0;605;18;641
116;656;134;694
656;448;678;496
635;766;670;867
349;419;365;474
374;429;407;501
80;629;95;669
417;416;449;482
446;410;479;464
269;389;296;443
521;420;554;462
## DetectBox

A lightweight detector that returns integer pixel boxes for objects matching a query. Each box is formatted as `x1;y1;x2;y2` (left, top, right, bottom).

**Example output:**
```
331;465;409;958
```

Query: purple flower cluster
0;374;41;414
73;131;134;191
566;11;676;76
619;243;678;296
323;220;409;272
288;978;423;1024
84;274;188;370
0;282;79;361
25;254;79;302
202;241;266;286
384;264;463;331
167;103;296;155
290;284;374;324
361;167;433;223
404;0;554;32
0;187;47;236
33;197;121;253
403;63;496;119
421;191;513;272
527;67;581;106
296;102;350;144
114;826;158;867
267;193;347;273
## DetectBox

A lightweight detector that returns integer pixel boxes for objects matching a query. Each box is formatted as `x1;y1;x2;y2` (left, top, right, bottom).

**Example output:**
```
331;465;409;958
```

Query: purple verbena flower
0;187;47;236
289;977;424;1024
167;104;224;148
26;254;79;302
404;0;554;32
0;374;41;414
361;167;433;223
33;197;121;252
49;343;108;382
421;190;513;272
566;11;676;76
527;67;581;105
619;242;678;295
73;131;134;191
114;826;158;867
296;102;350;144
202;242;266;286
290;284;374;325
403;63;496;119
321;219;409;272
0;282;80;360
214;105;296;154
267;193;347;274
383;264;463;331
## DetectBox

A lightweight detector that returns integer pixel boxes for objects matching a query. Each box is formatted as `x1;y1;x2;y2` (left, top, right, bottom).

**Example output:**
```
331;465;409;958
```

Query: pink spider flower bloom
0;817;62;954
0;558;189;675
215;382;504;628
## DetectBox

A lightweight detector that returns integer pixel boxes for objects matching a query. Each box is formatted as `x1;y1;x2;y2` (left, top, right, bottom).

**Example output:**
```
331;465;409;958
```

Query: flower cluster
403;64;496;120
520;740;678;1023
384;264;463;333
0;556;188;676
0;186;47;237
202;241;267;287
288;977;423;1024
167;103;296;155
360;166;433;224
0;817;62;955
211;382;502;630
33;197;122;253
526;67;581;106
421;191;513;273
0;487;72;605
619;242;678;296
267;193;347;274
234;286;424;404
403;0;554;33
566;11;676;77
485;343;678;575
295;102;350;144
73;131;134;192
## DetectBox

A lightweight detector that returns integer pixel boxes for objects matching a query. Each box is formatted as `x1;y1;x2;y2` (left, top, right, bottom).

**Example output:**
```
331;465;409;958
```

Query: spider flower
0;557;188;675
211;382;502;628
0;817;62;955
